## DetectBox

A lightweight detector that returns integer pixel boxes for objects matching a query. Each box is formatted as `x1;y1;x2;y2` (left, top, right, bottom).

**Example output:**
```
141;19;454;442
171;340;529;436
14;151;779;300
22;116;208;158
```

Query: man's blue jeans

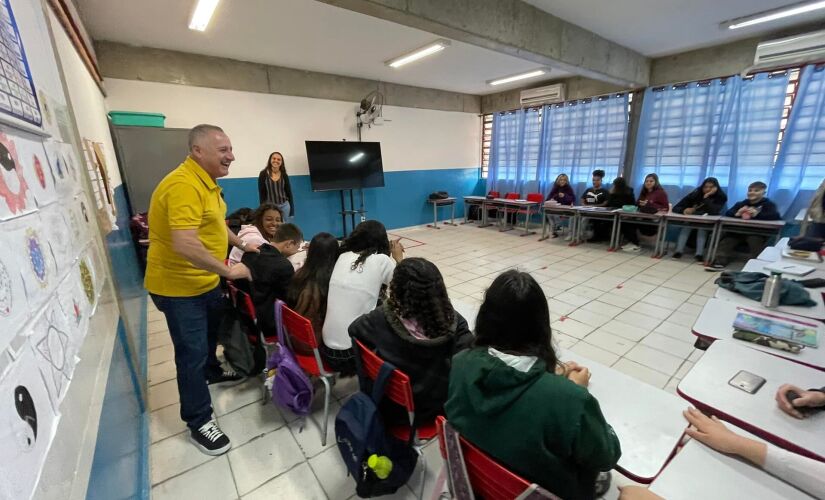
150;286;224;430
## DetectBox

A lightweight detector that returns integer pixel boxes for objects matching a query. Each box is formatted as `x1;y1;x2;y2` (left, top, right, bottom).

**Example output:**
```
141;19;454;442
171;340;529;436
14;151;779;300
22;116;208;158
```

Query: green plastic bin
108;111;165;127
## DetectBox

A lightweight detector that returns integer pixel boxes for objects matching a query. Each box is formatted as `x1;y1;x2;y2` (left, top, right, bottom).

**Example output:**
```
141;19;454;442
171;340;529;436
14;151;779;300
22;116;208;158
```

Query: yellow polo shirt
144;156;228;297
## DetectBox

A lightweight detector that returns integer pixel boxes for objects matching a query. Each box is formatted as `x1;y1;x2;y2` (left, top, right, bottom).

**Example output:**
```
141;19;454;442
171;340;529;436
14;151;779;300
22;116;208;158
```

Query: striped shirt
264;173;287;205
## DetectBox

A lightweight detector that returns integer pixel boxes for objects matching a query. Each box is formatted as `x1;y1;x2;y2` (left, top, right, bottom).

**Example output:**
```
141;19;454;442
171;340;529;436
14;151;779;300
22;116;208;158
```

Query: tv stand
339;189;366;238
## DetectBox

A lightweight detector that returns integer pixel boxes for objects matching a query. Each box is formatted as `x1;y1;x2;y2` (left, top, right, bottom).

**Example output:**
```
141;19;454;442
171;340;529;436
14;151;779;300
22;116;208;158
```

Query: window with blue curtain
538;94;629;196
487;108;541;194
632;72;789;205
770;64;825;218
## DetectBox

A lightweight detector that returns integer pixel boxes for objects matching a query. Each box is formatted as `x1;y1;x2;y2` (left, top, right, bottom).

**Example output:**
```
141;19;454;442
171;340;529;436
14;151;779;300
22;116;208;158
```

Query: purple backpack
269;300;314;416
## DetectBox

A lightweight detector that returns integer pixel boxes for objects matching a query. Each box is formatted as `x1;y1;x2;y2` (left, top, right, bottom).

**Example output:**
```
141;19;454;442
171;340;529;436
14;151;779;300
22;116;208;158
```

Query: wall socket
360;216;366;222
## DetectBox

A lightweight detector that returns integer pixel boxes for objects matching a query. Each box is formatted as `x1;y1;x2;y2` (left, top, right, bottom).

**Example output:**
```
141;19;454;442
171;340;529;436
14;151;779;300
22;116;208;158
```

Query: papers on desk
734;307;820;348
782;247;824;263
763;262;815;276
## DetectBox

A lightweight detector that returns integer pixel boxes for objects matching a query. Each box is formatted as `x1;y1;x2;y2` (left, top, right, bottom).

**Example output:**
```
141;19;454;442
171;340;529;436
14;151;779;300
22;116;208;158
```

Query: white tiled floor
146;222;742;499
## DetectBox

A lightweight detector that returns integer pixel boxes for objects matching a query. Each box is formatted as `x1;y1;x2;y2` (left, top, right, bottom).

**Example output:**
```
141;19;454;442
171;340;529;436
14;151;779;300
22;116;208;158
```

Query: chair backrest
354;339;415;416
488;191;501;198
227;282;257;323
436;416;534;500
526;193;544;203
280;303;320;349
505;192;519;200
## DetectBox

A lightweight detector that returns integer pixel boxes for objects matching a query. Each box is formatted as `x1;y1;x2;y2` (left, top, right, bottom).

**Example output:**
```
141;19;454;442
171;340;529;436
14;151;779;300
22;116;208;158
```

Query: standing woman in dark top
258;152;295;220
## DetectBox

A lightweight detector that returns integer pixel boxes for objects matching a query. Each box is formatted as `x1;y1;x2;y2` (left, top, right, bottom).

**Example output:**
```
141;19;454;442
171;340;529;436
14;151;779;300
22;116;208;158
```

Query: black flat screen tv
305;141;385;192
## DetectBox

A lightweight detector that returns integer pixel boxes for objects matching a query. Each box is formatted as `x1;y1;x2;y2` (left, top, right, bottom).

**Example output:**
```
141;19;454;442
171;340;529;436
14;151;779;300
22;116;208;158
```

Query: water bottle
367;454;393;479
761;271;782;308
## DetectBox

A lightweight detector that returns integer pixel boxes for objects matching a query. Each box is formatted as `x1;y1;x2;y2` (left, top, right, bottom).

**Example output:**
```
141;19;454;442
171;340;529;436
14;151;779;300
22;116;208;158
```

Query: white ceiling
74;0;569;95
524;0;825;57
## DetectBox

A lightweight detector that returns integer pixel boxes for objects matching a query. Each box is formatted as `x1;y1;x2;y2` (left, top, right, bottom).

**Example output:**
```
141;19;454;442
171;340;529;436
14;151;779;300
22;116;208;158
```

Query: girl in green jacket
445;270;621;500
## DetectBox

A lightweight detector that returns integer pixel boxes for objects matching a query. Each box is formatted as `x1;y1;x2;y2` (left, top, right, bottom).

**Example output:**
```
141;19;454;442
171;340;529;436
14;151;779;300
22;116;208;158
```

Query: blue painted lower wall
87;185;149;500
220;167;486;237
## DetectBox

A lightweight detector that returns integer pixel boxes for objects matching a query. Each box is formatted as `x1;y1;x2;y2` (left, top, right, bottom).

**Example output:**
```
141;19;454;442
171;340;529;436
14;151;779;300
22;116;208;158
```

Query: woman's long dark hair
252;203;283;240
641;173;662;195
287;232;339;312
698;177;727;202
388;258;454;339
340;220;391;270
265;151;287;175
474;270;558;372
611;177;630;194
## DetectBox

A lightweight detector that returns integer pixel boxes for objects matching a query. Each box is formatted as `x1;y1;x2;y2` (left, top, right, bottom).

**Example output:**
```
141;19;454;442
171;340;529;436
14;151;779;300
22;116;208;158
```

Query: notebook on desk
733;307;820;348
763;262;816;276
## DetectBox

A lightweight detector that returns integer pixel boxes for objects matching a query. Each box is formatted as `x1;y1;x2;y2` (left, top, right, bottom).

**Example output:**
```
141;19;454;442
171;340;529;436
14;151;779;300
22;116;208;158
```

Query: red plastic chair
436;416;549;500
354;339;436;499
278;302;335;446
226;282;272;401
487;191;501;198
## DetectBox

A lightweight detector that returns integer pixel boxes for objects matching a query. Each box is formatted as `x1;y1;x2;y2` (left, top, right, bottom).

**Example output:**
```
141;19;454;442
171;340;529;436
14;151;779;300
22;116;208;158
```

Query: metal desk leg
703;222;718;265
462;202;470;224
612;217;623;251
499;206;513;232
447;203;456;226
430;202;439;229
708;223;723;264
539;210;550;241
479;202;491;228
567;213;578;246
653;219;665;258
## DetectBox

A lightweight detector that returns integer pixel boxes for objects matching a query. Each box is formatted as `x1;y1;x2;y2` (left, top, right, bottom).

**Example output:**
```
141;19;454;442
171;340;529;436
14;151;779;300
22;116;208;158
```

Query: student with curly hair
228;203;283;264
321;220;404;374
349;257;473;425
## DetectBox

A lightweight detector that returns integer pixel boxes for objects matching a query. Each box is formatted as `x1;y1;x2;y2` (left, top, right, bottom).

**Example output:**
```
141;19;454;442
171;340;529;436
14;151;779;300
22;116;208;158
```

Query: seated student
546;173;576;238
349;257;473;425
621;173;669;252
285;232;339;355
228;204;283;264
445;270;621;500
581;169;608;206
591;177;635;242
708;181;780;270
619;403;825;500
322;220;404;375
671;177;727;261
237;223;302;337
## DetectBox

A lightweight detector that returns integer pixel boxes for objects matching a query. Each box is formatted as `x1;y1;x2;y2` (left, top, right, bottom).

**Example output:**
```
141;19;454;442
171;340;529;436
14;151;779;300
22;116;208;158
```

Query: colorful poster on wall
6;213;58;310
0;233;28;354
0;343;60;500
55;271;87;348
43;140;74;200
14;132;55;207
39;204;72;274
0;0;42;129
77;251;97;314
0;128;35;219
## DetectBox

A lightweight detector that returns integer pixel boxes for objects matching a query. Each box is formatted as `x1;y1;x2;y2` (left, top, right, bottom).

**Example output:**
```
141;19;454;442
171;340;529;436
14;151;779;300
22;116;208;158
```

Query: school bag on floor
217;296;265;376
335;355;418;497
269;300;314;416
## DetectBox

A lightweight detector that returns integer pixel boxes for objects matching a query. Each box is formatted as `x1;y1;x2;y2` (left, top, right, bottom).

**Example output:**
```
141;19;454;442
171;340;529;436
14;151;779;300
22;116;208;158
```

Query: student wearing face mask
708;181;780;270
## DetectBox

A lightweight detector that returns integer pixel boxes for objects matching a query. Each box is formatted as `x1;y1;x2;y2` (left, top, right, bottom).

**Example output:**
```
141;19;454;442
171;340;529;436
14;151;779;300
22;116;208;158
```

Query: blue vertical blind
488;94;629;196
770;65;825;218
632;72;789;204
538;94;629;195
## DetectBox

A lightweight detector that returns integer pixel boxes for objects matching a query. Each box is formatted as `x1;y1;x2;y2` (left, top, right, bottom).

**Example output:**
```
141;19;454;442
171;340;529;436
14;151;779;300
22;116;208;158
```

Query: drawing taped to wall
0;234;29;354
0;130;35;219
31;302;76;411
39;204;72;273
14;133;55;207
6;213;58;311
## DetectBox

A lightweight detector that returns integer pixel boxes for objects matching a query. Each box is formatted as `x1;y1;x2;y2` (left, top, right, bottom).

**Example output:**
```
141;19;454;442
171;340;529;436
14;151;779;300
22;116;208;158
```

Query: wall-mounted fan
356;90;386;140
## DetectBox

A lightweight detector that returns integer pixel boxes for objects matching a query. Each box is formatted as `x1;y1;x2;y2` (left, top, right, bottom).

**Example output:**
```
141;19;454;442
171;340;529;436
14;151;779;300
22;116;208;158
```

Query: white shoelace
198;421;224;443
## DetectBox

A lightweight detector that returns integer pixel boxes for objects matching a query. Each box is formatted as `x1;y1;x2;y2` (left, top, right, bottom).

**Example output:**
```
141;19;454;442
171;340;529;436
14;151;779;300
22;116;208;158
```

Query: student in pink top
228;204;283;264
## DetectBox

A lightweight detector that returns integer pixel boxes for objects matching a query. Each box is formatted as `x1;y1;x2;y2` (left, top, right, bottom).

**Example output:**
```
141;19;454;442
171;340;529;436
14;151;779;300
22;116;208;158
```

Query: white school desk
677;340;825;461
707;217;786;264
462;196;487;225
692;298;825;371
758;238;825;270
658;213;721;263
426;196;457;229
713;270;825;321
493;198;541;236
574;206;618;246
614;211;667;256
559;349;687;483
649;427;816;500
451;298;688;482
539;203;579;241
744;258;825;281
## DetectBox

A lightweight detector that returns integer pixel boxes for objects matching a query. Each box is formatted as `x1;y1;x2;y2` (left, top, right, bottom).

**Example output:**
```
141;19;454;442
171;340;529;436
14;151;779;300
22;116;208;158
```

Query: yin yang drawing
14;385;37;452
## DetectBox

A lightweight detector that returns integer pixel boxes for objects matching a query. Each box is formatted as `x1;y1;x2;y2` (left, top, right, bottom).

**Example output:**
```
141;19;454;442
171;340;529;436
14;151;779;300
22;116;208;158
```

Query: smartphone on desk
729;370;766;394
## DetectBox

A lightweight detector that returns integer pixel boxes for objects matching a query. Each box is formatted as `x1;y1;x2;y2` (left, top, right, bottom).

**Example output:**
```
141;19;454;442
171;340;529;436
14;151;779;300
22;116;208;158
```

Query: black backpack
429;191;449;200
335;355;418;497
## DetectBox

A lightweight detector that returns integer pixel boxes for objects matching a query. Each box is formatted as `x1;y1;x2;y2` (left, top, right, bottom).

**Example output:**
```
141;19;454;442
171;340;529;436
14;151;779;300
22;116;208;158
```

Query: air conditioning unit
519;83;566;107
746;29;825;75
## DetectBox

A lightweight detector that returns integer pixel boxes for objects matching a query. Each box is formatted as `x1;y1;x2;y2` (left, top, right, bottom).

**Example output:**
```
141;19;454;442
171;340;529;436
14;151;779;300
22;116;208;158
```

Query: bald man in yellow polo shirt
146;124;257;456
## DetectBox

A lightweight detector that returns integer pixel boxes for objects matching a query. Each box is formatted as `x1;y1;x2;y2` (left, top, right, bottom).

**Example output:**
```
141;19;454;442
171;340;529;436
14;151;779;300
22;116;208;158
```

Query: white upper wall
48;10;123;187
103;78;480;178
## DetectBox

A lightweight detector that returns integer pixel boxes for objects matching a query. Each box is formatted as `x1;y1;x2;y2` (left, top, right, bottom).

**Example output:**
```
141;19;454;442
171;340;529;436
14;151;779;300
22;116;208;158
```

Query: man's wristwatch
239;241;247;251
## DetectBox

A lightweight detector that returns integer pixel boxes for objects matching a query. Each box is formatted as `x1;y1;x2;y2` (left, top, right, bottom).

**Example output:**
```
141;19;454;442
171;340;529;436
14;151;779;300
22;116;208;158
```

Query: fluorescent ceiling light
385;40;451;68
722;0;825;30
189;0;220;31
488;69;547;86
349;152;365;163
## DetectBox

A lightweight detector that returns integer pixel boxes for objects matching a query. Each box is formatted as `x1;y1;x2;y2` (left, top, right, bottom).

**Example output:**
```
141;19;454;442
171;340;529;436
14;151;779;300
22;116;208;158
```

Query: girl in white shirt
321;220;403;375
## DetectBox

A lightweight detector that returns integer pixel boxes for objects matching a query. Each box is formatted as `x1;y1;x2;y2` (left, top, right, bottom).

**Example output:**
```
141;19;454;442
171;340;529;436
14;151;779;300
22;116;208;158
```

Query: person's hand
736;206;748;216
683;207;695;215
226;262;252;281
683;407;744;454
618;485;663;500
775;384;825;419
390;238;404;262
704;187;717;198
638;199;647;206
556;361;581;376
557;193;565;199
244;242;261;253
567;365;591;387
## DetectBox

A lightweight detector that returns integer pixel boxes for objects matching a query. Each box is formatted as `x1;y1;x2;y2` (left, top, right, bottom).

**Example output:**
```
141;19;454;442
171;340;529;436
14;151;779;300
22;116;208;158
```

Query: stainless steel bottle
761;271;782;308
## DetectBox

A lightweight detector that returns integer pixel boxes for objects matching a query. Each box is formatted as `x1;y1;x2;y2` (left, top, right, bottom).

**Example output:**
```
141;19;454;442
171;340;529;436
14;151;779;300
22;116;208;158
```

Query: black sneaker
206;367;245;386
672;252;682;259
190;420;231;455
695;254;704;262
